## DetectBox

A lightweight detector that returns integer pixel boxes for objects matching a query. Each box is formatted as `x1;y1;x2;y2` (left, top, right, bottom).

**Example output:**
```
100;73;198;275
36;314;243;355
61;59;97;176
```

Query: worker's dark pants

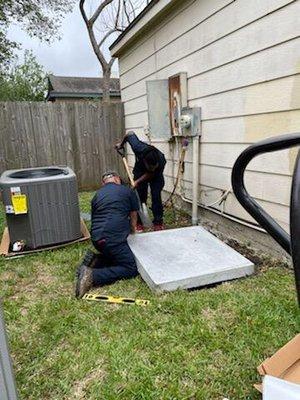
91;239;138;286
134;172;165;225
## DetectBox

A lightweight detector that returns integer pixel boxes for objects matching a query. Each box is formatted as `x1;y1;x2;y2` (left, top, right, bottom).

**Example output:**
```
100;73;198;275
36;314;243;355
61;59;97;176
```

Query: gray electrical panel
0;167;81;250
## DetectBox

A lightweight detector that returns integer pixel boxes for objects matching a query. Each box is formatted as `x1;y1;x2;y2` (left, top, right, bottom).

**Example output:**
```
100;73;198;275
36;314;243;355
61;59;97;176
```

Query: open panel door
146;79;171;140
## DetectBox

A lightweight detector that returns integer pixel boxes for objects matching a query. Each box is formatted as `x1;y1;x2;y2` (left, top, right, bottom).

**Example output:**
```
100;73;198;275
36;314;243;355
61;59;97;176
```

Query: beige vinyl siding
119;0;232;74
120;0;299;91
118;0;300;232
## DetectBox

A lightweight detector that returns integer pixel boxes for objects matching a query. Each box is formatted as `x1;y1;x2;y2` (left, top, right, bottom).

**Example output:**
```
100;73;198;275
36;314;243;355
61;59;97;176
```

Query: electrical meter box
180;107;201;137
0;166;81;250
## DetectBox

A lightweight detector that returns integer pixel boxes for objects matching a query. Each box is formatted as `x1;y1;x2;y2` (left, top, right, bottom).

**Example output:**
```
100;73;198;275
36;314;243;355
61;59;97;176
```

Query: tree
0;50;48;101
0;0;74;70
79;0;147;101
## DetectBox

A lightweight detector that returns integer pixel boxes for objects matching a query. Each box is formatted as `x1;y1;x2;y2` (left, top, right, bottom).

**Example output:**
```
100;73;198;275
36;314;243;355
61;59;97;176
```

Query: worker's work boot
78;249;97;269
136;223;144;233
153;223;164;231
75;250;96;298
75;265;93;298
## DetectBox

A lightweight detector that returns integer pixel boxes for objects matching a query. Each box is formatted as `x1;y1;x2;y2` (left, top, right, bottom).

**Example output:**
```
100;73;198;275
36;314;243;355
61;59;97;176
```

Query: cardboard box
0;218;90;258
255;334;300;392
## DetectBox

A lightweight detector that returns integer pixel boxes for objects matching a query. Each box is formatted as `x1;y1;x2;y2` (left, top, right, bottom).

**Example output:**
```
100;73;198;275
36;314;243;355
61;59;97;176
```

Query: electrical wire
179;193;266;233
164;137;189;206
162;136;265;233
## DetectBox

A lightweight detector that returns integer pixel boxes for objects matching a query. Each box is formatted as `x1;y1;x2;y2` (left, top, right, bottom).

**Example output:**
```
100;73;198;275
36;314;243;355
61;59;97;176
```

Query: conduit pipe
173;135;265;232
192;134;200;225
180;193;266;233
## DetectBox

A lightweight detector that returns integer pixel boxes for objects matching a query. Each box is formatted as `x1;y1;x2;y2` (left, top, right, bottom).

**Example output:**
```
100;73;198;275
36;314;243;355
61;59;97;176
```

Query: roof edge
110;0;174;57
48;75;120;81
46;91;121;101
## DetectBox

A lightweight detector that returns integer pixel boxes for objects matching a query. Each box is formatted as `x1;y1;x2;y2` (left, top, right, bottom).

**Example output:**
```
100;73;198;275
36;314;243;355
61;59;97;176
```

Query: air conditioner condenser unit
0;166;82;250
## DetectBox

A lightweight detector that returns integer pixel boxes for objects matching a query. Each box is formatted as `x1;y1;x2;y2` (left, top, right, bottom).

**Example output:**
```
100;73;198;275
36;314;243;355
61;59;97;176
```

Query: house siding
117;0;300;232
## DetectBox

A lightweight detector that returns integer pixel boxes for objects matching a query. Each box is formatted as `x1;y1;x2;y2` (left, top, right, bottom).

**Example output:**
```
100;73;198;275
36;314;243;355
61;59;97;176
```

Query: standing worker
75;171;139;298
116;131;166;232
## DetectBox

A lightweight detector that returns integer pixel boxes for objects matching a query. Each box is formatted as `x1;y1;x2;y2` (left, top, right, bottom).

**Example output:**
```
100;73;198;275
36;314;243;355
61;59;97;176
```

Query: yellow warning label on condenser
11;194;28;214
82;293;150;306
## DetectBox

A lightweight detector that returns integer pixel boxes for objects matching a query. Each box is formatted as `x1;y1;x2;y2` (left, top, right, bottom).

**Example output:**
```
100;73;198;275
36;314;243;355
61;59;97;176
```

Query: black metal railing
231;133;300;305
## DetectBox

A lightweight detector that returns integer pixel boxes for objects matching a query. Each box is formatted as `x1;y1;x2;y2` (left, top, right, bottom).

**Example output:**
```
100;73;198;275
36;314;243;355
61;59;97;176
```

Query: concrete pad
128;226;254;292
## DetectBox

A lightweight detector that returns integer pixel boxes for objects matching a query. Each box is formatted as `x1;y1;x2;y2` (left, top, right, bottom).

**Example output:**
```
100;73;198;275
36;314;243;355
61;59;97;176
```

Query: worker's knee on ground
123;259;137;272
127;268;139;278
91;263;138;287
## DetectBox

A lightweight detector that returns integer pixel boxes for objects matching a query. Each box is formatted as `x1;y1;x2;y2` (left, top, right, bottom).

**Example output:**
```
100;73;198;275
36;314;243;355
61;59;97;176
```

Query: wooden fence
0;101;125;189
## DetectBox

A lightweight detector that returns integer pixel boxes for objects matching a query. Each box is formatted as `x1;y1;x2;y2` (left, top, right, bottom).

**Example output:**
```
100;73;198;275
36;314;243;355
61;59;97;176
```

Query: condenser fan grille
9;168;68;179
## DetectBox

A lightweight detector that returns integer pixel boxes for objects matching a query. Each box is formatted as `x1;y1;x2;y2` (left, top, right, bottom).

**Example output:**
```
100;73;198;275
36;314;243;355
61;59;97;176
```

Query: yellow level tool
82;293;150;306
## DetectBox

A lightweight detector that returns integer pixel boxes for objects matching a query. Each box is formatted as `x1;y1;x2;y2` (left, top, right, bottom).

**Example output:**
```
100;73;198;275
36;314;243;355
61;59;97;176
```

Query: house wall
117;0;300;234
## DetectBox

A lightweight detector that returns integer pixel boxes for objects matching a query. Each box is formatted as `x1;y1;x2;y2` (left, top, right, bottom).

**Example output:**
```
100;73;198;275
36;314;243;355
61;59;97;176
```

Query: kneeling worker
75;171;139;298
116;131;166;232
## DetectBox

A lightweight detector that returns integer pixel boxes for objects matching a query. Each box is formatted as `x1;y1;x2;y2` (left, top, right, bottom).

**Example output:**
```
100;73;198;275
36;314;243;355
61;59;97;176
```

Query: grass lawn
0;191;299;400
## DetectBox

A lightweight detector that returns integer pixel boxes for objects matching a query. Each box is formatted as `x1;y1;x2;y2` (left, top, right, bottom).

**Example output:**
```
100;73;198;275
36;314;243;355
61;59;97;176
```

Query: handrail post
290;150;300;305
231;132;300;305
0;301;18;400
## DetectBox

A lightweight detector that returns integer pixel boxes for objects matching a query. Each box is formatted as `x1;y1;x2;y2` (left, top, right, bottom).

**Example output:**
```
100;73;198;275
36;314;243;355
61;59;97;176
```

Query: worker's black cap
102;171;119;181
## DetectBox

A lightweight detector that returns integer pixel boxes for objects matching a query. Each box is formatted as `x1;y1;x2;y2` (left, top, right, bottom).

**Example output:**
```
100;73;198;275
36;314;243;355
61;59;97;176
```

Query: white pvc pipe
192;135;200;225
180;193;266;233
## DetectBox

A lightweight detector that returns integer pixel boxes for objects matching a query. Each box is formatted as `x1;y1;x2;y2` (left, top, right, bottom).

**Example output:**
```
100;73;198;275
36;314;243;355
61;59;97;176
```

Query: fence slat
0;101;124;190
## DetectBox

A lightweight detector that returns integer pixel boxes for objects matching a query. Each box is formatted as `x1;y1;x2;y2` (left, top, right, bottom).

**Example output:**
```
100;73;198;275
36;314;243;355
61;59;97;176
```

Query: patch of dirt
25;341;69;379
224;238;263;266
201;313;216;331
201;306;237;330
205;349;228;376
11;267;59;301
225;238;291;271
0;271;17;281
70;366;107;400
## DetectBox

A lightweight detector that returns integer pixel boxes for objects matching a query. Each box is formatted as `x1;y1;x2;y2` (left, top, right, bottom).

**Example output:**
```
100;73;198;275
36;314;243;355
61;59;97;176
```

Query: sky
7;3;120;78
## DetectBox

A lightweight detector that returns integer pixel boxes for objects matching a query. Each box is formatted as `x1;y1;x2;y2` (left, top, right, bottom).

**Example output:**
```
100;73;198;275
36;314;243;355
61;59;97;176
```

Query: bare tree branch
128;0;136;19
108;57;116;70
89;0;114;26
79;0;148;101
115;0;121;28
123;0;131;25
80;0;109;69
79;0;89;24
98;27;122;48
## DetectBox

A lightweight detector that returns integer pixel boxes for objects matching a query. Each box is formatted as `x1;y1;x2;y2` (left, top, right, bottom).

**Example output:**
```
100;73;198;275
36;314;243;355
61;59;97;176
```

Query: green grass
0;191;299;400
